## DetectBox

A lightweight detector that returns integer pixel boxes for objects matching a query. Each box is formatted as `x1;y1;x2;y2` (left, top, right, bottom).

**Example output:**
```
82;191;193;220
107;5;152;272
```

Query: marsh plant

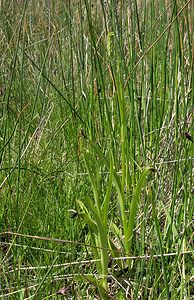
0;0;193;299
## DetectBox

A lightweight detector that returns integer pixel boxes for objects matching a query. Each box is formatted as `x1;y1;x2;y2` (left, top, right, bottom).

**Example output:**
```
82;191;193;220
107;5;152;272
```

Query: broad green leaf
76;200;98;234
83;152;100;209
75;274;109;300
127;167;154;253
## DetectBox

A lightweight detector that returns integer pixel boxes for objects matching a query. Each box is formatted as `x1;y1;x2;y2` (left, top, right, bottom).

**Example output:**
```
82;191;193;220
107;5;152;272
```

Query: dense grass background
0;0;193;299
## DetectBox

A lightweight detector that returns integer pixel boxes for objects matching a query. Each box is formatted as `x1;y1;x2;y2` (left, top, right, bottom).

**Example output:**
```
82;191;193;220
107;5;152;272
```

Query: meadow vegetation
0;0;193;299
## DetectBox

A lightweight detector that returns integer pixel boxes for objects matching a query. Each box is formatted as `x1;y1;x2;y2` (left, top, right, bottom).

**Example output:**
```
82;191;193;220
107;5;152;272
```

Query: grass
0;0;193;299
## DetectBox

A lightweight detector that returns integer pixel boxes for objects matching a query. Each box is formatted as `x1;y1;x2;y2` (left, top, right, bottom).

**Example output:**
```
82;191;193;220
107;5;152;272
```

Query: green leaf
127;167;154;253
83;152;100;209
76;200;98;234
102;152;113;226
75;274;109;300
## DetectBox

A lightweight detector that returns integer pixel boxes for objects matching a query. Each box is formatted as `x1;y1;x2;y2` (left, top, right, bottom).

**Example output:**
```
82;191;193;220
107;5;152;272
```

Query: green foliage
0;0;193;299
